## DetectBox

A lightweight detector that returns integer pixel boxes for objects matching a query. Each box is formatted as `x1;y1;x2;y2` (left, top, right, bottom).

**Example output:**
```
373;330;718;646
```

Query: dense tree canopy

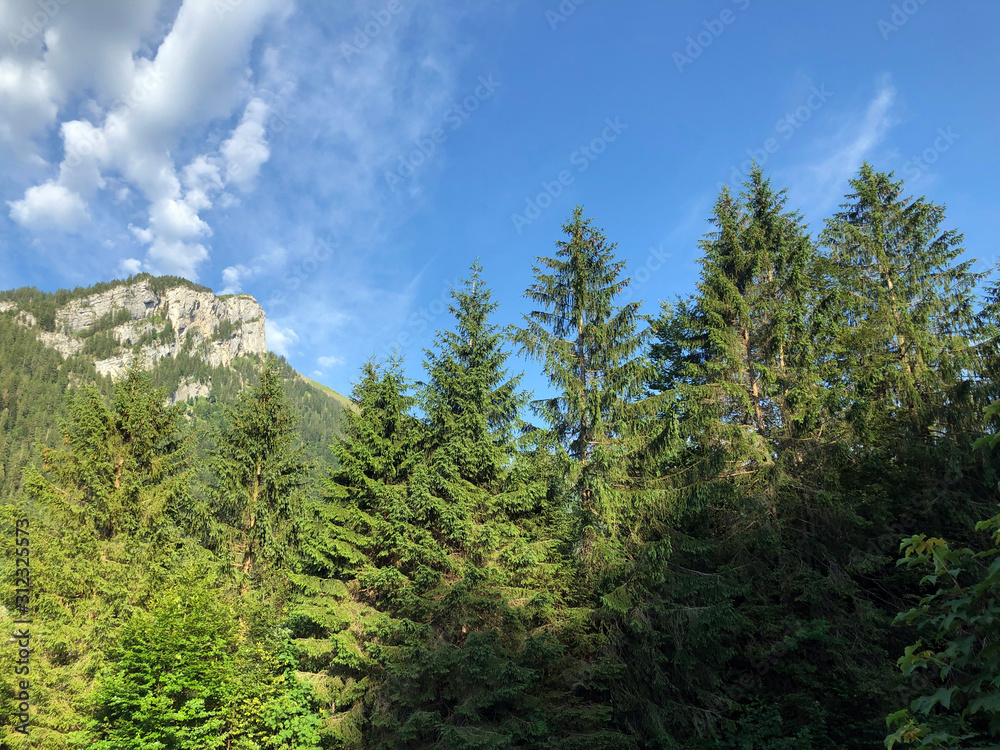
2;164;999;749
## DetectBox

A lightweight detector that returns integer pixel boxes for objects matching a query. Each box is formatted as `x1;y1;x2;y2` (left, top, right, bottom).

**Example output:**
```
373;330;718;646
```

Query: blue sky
2;0;998;402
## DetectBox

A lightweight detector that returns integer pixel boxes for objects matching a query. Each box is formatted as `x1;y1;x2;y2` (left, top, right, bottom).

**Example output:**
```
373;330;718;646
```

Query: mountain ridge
0;274;349;497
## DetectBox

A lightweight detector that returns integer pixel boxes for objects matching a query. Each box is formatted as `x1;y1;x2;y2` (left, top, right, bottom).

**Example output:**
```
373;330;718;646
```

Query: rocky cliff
3;278;268;394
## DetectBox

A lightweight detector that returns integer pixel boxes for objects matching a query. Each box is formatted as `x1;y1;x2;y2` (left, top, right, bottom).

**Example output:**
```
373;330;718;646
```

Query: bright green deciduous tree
89;565;322;750
886;511;1000;747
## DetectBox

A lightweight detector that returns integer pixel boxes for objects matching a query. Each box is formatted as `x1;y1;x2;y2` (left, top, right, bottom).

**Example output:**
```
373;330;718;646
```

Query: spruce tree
388;262;609;749
513;210;674;747
422;259;528;489
0;366;193;747
512;206;656;581
819;163;984;460
290;356;424;747
206;358;309;596
641;169;900;748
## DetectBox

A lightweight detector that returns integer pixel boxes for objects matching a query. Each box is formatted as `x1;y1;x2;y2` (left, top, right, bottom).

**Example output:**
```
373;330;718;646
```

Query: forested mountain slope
0;274;348;500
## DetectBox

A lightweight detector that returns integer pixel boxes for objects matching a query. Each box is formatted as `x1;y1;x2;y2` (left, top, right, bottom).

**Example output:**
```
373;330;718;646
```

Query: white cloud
149;197;212;240
266;319;298;357
810;81;895;188
2;0;293;280
129;223;153;243
317;355;344;368
784;76;898;218
8;181;89;231
118;257;143;275
182;155;225;210
0;57;59;156
221;97;272;190
145;237;209;279
220;264;252;294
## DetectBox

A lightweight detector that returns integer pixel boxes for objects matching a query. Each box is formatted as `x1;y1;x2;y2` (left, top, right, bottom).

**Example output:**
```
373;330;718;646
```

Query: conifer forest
2;164;1000;748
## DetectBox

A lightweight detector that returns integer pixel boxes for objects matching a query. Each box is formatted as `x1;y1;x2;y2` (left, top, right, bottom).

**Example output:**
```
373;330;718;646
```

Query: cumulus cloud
220;264;255;294
8;181;89;231
265;319;298;357
222;97;272;190
146;237;209;279
0;57;59;156
118;257;143;275
2;0;292;277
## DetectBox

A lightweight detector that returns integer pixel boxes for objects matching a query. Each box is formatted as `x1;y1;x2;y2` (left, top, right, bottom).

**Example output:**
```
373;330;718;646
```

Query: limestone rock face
170;375;213;404
6;278;268;389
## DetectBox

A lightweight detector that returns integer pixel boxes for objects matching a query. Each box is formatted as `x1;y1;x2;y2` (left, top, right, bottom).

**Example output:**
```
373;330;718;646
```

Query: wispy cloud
783;75;898;220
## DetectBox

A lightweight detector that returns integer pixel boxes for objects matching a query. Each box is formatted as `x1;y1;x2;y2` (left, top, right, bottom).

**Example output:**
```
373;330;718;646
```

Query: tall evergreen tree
819;163;984;463
640;168;906;748
512;206;656;583
0;366;193;748
207;359;309;596
422;259;528;489
290;356;424;747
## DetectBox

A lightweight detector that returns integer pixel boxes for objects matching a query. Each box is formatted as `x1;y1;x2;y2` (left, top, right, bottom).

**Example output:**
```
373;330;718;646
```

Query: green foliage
205;359;310;594
512;205;661;596
89;576;239;749
2;166;999;749
215;318;243;341
0;366;194;747
89;569;322;750
886;515;1000;748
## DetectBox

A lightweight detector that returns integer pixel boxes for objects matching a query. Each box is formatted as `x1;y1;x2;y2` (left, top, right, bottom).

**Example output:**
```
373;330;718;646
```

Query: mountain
0;274;348;499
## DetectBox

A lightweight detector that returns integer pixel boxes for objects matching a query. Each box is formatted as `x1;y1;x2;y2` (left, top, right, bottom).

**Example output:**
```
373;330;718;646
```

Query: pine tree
206;359;309;597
